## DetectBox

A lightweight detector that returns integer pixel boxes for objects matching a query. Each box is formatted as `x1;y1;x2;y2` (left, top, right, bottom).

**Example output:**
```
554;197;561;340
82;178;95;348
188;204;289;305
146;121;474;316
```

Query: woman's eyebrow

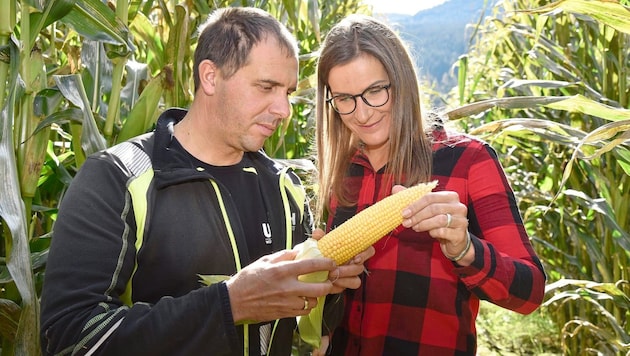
329;80;389;96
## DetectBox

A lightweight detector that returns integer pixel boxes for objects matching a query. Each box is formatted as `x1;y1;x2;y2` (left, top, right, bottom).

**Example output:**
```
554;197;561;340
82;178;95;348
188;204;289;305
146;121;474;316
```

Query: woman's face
327;54;392;162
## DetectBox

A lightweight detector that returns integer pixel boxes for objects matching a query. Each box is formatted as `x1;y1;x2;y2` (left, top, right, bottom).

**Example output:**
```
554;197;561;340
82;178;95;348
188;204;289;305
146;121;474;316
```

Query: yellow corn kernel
317;181;438;265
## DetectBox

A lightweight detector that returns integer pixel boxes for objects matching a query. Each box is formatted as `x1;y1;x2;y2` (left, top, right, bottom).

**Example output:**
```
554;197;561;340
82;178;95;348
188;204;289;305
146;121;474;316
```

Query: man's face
213;38;298;156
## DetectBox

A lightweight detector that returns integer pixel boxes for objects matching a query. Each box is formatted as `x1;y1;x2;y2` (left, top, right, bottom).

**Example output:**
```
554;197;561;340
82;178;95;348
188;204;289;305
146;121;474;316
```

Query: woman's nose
353;99;371;123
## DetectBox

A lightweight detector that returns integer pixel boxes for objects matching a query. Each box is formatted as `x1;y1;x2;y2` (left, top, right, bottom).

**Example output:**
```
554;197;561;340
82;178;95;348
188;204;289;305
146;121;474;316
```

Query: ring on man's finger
302;297;309;310
331;269;340;283
445;213;452;229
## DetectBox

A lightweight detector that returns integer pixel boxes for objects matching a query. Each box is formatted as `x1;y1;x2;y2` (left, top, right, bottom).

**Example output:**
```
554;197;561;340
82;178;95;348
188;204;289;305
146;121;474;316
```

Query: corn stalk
456;0;630;352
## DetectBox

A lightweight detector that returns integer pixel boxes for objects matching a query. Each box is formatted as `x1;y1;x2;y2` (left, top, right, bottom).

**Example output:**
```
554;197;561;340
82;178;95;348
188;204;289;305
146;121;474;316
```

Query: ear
198;59;217;95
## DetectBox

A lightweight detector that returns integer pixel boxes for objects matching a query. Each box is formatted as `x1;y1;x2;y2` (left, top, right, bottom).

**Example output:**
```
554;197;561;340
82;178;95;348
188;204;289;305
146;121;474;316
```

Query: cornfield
0;0;629;354
450;0;630;353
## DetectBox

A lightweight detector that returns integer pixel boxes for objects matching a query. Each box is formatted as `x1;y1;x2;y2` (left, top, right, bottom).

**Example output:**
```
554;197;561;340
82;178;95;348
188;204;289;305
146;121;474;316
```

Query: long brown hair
315;14;433;222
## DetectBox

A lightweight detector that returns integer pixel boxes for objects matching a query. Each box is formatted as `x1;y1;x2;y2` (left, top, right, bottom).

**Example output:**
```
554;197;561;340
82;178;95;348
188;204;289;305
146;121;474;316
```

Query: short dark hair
193;7;298;92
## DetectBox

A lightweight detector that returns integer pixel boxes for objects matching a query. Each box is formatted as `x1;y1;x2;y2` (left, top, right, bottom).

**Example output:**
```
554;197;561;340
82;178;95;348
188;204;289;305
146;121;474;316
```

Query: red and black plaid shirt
327;130;546;355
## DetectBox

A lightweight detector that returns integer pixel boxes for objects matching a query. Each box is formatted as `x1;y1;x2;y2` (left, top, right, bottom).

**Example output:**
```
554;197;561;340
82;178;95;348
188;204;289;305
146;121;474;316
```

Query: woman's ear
198;59;217;95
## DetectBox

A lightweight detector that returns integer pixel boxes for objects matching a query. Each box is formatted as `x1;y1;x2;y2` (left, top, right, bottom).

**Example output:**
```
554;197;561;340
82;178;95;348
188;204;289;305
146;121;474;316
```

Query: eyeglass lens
329;84;390;115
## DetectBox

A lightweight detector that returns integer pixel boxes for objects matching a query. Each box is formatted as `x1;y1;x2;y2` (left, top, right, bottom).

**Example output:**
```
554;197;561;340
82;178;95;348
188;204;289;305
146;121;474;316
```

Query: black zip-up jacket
40;109;313;355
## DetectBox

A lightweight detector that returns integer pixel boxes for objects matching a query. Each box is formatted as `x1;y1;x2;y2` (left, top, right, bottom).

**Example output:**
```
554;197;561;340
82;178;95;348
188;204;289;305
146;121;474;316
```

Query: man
40;7;371;355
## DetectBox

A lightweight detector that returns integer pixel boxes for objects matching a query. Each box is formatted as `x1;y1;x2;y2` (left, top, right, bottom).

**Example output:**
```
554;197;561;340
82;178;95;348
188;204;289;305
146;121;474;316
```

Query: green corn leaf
445;95;567;121
54;74;106;157
525;0;630;35
32;107;84;136
0;298;21;343
117;70;165;142
28;0;74;47
61;0;134;51
469;118;585;146
293;238;328;349
198;275;230;286
129;12;166;72
579;121;630;160
457;55;468;106
0;36;39;356
615;147;630;176
120;60;150;120
80;40;112;121
544;94;630;122
563;189;630;251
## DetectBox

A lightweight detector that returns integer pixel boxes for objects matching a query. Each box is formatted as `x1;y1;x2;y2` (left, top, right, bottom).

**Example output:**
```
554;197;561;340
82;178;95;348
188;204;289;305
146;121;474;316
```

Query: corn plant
0;1;366;354
449;0;630;353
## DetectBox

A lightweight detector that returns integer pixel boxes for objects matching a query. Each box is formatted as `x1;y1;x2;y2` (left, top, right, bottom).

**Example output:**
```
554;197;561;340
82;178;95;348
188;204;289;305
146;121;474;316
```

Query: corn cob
318;181;438;265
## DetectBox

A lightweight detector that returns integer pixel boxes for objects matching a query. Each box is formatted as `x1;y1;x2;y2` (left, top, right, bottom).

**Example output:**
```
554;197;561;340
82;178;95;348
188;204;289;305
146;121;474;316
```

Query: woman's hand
395;185;474;265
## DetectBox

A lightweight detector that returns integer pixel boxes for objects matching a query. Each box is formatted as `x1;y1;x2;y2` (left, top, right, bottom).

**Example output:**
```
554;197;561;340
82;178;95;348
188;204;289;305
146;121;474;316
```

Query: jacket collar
150;108;286;188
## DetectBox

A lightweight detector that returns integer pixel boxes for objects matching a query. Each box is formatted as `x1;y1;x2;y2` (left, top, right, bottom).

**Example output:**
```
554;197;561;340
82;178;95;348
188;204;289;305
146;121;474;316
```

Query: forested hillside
376;0;495;95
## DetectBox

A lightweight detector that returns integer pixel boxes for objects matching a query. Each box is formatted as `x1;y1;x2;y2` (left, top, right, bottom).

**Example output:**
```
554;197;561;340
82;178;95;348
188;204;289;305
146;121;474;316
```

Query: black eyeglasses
326;84;391;115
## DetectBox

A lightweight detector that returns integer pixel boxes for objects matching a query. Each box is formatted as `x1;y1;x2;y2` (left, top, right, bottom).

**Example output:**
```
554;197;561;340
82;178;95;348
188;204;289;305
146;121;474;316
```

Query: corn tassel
317;181;437;265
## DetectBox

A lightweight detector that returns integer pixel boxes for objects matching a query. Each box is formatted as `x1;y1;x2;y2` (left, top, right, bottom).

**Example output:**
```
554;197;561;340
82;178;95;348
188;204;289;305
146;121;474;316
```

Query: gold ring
445;213;452;228
302;297;309;310
331;269;340;283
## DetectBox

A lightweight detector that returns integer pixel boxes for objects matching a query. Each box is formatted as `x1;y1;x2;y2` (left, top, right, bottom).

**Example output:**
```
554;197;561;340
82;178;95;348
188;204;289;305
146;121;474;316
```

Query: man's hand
312;228;375;294
225;250;336;323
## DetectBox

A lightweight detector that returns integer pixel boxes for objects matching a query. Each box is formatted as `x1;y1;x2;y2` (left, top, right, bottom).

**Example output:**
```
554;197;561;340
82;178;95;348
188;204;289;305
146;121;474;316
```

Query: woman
314;14;546;355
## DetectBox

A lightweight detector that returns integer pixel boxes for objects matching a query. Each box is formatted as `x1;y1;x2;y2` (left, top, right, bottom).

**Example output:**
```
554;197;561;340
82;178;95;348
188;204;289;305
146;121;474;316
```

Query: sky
365;0;448;15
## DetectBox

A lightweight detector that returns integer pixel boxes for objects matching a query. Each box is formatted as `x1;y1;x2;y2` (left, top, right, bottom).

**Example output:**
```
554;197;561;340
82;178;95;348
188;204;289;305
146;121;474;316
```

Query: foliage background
0;0;629;355
449;0;630;353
